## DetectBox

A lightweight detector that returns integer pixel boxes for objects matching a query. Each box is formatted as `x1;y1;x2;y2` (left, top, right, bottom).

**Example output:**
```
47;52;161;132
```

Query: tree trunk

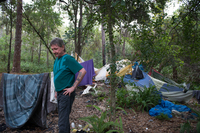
73;0;78;60
101;23;106;66
173;66;178;81
77;0;83;57
47;25;50;67
38;39;41;64
7;2;13;73
4;20;9;61
31;41;34;62
47;47;49;67
12;0;22;73
106;0;116;121
122;29;127;58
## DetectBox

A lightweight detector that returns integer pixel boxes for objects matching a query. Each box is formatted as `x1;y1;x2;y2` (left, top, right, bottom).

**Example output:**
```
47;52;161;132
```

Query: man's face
51;44;65;58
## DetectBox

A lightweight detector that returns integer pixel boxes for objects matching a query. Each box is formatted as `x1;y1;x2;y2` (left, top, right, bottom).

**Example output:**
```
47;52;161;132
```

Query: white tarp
50;72;57;104
94;64;110;81
94;59;132;81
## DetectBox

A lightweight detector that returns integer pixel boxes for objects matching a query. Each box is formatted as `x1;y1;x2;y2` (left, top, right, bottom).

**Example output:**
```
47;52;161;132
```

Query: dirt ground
0;73;199;133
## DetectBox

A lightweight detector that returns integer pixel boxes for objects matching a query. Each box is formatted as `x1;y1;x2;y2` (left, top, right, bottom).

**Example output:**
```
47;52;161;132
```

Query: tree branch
22;8;55;59
169;1;200;35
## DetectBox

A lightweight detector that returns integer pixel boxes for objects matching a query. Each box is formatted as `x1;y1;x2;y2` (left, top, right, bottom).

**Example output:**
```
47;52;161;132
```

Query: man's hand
62;68;86;96
55;91;57;99
63;87;75;96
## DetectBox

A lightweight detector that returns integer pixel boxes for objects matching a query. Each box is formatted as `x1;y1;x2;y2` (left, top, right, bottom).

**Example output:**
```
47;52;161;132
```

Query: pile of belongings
123;62;194;103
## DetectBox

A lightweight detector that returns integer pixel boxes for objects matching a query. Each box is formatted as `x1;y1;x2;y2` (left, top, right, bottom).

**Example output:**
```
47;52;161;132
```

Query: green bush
180;106;200;133
116;84;161;112
0;61;53;73
20;61;53;73
116;87;134;108
79;105;124;133
133;85;161;112
155;113;170;121
0;61;8;72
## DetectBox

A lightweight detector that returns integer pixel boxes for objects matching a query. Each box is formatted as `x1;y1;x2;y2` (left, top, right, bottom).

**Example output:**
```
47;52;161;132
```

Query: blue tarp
123;71;184;92
124;72;155;88
149;100;191;118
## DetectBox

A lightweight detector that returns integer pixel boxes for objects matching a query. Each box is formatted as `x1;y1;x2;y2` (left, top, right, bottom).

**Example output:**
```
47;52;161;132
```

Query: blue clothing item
53;54;83;92
149;100;191;118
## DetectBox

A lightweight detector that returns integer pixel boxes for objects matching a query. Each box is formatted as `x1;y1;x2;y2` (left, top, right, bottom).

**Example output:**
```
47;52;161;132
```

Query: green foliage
130;85;161;112
180;121;191;133
180;106;200;133
190;84;200;91
0;61;8;72
155;113;170;121
20;61;53;73
116;84;161;112
0;35;14;62
0;60;53;73
79;105;124;133
116;88;133;108
89;87;108;102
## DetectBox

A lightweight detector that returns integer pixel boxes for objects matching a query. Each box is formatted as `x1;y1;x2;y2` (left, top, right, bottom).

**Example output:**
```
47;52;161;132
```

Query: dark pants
57;90;75;133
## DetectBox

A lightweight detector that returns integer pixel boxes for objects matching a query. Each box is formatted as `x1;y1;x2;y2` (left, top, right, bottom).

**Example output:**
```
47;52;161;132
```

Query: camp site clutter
0;52;199;132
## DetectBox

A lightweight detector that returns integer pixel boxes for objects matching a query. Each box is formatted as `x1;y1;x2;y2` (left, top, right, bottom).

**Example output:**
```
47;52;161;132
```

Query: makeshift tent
123;65;194;102
0;73;56;129
149;68;189;90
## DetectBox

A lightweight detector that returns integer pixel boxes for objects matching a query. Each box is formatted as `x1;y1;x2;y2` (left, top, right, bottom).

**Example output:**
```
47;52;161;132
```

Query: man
50;38;86;133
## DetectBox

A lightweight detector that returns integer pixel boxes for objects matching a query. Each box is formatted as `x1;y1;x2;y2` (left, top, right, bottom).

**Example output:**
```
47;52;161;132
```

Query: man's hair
50;38;66;52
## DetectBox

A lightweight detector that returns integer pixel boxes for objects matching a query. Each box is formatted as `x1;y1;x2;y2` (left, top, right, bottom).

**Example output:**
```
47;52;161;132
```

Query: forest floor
0;73;199;133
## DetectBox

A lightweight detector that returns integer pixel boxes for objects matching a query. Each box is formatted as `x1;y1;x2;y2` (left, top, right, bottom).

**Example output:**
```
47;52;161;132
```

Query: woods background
0;0;200;89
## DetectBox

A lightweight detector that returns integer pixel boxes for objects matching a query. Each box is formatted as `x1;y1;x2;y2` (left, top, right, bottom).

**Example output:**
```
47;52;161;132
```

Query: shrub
155;113;170;121
180;106;200;133
116;87;134;108
79;105;124;133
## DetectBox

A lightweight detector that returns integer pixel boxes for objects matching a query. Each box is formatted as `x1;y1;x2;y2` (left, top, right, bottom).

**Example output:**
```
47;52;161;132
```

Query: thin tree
7;1;13;73
101;23;106;66
12;0;22;73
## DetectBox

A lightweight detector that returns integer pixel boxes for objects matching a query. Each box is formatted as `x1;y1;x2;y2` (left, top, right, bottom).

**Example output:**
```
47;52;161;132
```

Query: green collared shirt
53;54;83;92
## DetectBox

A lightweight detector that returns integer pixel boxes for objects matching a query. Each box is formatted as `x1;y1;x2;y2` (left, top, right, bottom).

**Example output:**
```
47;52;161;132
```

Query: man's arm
63;68;86;96
72;68;87;89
